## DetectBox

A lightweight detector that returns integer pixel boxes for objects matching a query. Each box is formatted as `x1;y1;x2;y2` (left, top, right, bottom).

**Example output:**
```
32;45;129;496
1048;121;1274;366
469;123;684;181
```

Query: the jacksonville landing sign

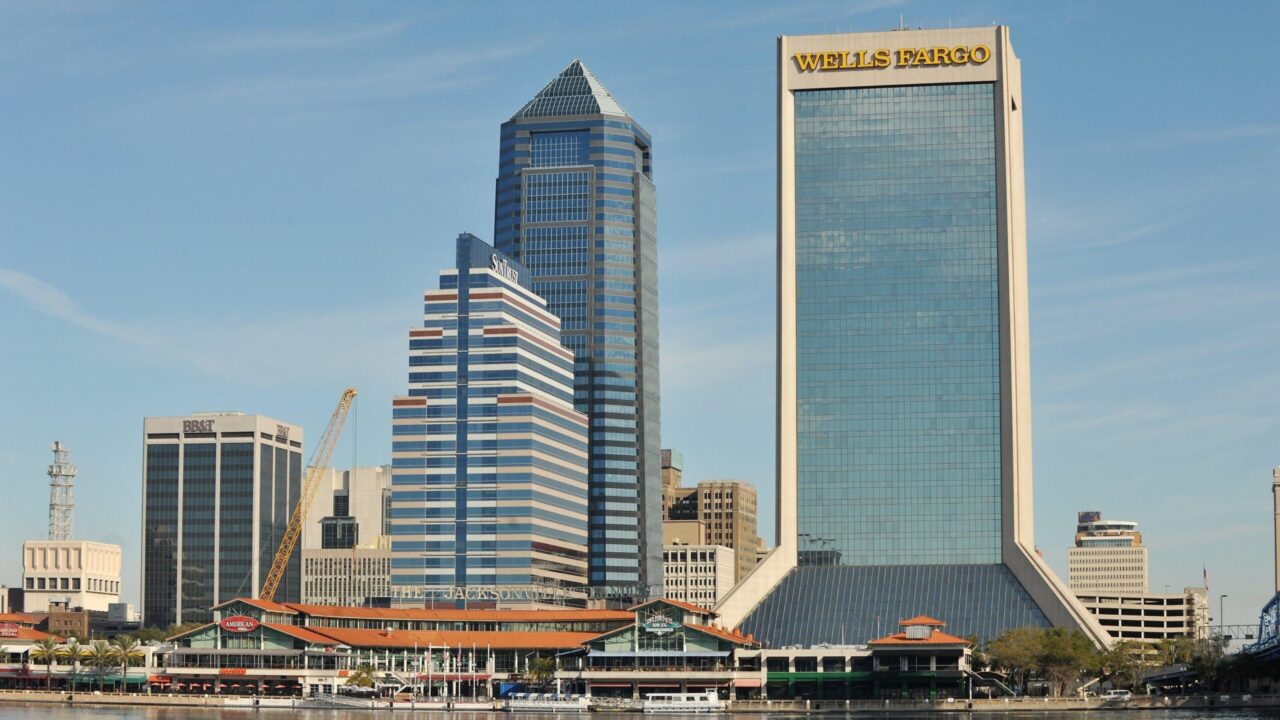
793;44;991;72
389;583;660;603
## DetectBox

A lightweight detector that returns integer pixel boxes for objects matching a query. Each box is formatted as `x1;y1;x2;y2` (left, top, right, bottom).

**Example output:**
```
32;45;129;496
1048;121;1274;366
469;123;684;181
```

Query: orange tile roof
686;623;757;646
869;630;972;647
0;626;60;642
305;627;598;651
0;613;46;626
262;623;341;645
216;598;298;614
283;603;632;623
898;615;946;627
633;598;716;617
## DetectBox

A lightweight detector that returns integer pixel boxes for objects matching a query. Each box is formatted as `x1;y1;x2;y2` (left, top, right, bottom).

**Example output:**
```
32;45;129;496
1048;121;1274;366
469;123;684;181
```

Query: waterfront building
662;543;736;606
302;466;392;550
142;412;304;627
20;540;121;612
663;519;704;546
1067;511;1149;594
388;233;589;607
494;61;662;599
716;27;1108;646
301;547;392;606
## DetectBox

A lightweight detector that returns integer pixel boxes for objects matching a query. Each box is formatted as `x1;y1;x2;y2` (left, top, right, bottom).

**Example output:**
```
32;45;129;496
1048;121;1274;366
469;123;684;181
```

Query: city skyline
0;1;1276;631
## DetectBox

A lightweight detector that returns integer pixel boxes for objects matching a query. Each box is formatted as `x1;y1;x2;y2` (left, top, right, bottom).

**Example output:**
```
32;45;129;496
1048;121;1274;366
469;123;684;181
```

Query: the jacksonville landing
716;26;1110;647
493;61;662;600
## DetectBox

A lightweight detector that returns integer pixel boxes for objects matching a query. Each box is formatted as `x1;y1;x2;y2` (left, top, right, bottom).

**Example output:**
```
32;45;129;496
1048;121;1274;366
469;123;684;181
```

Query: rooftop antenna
47;441;77;541
899;14;905;30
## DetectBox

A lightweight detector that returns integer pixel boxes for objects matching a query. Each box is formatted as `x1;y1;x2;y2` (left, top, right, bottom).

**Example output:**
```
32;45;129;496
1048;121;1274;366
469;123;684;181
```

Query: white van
1101;689;1132;701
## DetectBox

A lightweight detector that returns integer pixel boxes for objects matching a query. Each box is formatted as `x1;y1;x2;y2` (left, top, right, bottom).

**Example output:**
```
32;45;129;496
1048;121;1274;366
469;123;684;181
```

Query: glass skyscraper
387;233;589;606
494;61;661;599
716;27;1110;646
141;413;302;628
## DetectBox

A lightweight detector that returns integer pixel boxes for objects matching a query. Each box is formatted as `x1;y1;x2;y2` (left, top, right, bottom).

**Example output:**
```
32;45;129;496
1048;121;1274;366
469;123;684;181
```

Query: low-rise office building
21;540;122;613
662;544;736;606
301;547;392;606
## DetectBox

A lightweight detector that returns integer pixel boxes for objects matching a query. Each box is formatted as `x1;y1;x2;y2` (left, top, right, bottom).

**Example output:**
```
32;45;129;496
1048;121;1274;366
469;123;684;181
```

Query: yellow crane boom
259;387;357;603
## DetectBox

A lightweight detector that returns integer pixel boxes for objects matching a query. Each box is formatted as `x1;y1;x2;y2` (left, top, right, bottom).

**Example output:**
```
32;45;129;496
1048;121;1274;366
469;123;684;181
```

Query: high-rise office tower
1067;511;1149;594
388;233;589;606
716;27;1109;646
142;413;303;627
494;61;661;599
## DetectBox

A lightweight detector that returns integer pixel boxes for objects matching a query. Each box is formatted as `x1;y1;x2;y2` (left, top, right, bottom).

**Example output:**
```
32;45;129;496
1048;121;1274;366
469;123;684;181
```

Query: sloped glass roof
512;60;628;119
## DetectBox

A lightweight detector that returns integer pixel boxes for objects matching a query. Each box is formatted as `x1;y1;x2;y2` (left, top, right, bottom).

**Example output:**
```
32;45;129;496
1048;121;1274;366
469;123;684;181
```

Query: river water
2;707;1280;720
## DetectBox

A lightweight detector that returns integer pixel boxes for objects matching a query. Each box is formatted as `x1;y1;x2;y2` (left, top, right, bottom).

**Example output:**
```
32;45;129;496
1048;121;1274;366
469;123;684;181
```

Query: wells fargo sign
794;45;991;72
219;615;260;633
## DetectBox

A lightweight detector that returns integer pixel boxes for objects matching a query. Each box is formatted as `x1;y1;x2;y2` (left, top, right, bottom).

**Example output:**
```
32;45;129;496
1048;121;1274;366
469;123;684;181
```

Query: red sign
0;624;19;638
219;615;260;633
219;668;247;676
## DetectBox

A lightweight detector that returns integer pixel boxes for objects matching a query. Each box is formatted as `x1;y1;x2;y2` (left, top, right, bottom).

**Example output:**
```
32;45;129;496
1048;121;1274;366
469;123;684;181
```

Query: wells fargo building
716;27;1110;646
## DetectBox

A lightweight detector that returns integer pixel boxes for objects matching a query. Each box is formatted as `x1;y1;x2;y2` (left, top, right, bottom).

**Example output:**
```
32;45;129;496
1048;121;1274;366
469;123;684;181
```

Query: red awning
733;678;763;688
588;683;632;688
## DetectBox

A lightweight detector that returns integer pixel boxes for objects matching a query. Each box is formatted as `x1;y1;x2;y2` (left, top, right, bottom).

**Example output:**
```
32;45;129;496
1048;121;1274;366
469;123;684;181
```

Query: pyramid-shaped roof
512;60;628;119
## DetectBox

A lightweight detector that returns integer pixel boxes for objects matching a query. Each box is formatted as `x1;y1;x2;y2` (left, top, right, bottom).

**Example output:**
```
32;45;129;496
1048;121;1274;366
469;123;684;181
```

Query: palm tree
85;640;115;693
29;638;65;691
63;640;89;693
110;637;144;695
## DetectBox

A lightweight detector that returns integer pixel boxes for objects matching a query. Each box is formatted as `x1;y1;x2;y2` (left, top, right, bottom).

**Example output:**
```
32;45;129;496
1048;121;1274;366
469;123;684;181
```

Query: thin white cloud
1082;124;1280;153
200;19;413;53
0;265;405;387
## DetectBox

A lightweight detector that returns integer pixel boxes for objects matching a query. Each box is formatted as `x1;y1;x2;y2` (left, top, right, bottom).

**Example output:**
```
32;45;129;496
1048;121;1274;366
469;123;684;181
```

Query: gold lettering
970;44;991;64
897;48;915;66
839;51;856;69
854;50;869;68
873;49;891;68
934;47;952;65
794;53;821;71
912;48;932;66
821;52;840;69
952;46;969;64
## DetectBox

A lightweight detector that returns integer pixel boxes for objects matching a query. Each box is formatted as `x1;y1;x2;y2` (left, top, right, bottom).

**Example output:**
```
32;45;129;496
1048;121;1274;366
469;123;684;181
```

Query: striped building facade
388;233;589;607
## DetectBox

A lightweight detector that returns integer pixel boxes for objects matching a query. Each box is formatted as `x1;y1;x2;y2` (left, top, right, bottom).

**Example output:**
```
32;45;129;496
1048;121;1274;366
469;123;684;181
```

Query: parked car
1102;689;1133;701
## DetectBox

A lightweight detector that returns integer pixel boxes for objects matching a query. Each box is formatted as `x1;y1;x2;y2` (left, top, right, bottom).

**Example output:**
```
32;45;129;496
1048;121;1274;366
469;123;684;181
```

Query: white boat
642;690;725;713
505;692;591;712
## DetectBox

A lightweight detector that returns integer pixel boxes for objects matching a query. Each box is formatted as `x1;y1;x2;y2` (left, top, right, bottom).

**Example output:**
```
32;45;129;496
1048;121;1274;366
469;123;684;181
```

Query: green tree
110;637;144;694
1039;628;1099;697
1100;640;1145;691
987;627;1043;694
29;638;66;691
84;640;115;692
346;664;377;689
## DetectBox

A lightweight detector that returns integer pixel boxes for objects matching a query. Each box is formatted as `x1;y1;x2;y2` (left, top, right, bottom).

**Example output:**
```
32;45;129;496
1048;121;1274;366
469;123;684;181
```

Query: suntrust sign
794;45;991;72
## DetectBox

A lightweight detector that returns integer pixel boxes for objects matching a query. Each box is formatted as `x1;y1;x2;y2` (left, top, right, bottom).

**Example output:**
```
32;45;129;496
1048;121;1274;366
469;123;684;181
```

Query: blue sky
1;1;1276;632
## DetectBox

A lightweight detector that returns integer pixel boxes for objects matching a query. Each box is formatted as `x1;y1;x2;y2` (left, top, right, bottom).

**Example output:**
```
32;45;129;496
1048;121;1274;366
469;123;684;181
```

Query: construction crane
259;387;357;603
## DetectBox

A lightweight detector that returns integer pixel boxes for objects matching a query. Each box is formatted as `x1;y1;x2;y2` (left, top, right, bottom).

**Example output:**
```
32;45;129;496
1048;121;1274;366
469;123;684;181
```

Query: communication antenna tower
47;441;77;541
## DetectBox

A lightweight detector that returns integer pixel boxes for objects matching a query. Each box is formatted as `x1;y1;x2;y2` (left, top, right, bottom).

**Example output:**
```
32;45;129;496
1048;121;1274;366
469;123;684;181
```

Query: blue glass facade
388;233;589;603
794;84;1002;567
494;61;661;598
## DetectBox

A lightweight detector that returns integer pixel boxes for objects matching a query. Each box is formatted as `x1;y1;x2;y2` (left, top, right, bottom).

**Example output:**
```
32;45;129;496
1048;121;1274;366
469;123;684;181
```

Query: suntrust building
716;27;1110;647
